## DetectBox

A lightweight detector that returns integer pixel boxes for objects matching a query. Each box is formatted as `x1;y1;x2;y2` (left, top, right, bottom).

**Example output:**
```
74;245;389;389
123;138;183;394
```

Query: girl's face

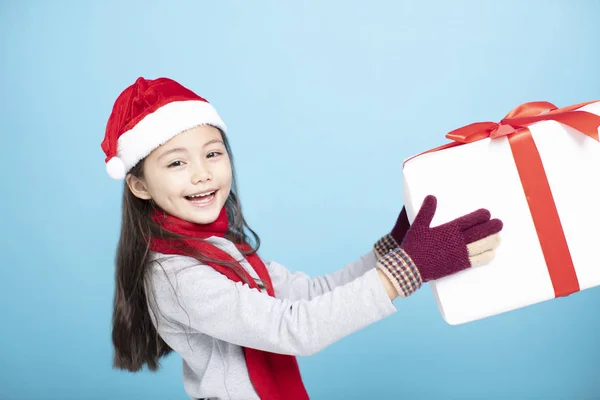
127;125;232;225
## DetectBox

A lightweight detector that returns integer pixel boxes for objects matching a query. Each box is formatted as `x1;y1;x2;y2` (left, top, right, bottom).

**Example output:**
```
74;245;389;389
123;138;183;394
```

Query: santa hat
101;77;227;180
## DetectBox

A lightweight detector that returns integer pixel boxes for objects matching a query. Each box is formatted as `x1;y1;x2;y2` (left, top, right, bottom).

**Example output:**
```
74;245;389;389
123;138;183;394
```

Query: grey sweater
144;236;398;399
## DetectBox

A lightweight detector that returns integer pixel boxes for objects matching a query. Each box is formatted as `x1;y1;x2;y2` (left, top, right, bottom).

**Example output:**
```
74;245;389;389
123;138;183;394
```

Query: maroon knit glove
400;195;503;282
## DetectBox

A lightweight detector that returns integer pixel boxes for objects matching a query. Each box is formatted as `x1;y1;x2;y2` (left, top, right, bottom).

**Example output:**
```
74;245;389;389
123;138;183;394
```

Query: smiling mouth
185;190;217;204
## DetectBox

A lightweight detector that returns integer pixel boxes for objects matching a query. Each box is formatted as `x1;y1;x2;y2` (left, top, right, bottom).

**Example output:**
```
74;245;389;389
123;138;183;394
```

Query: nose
190;161;212;184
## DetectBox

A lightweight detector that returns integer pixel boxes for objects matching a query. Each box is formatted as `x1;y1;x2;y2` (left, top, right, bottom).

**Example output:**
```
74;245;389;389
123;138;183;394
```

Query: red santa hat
101;77;227;180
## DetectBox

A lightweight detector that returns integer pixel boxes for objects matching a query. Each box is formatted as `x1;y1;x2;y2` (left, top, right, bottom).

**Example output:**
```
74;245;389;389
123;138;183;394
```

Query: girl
102;77;503;400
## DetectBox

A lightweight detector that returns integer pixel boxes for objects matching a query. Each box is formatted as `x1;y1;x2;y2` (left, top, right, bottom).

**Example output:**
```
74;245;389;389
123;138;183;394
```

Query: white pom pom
106;157;127;180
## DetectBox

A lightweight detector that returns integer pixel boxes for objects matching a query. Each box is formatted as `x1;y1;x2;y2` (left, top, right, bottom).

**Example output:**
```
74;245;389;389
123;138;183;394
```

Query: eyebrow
204;139;225;147
157;140;225;160
157;147;187;161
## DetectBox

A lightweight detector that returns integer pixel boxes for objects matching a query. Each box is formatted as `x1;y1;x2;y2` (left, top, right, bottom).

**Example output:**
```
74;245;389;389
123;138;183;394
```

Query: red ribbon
446;101;600;143
407;101;600;298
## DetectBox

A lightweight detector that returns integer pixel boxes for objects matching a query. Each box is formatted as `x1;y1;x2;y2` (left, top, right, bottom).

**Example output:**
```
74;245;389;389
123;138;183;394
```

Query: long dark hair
111;130;260;372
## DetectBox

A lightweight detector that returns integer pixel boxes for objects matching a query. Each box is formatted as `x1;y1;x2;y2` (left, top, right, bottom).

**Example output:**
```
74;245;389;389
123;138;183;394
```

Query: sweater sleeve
146;254;396;357
266;250;377;301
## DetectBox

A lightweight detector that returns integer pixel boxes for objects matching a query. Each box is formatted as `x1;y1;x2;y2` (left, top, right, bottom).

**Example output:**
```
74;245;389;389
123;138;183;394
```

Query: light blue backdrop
1;1;599;399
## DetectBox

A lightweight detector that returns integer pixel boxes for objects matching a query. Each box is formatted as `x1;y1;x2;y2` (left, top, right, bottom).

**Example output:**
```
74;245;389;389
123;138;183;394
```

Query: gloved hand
376;195;503;297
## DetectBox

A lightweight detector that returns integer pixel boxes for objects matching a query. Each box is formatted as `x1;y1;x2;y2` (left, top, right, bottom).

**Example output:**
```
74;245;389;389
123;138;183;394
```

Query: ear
126;174;153;200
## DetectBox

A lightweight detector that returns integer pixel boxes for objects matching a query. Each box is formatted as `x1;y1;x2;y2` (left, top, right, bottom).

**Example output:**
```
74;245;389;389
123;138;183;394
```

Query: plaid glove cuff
373;234;400;259
376;248;423;298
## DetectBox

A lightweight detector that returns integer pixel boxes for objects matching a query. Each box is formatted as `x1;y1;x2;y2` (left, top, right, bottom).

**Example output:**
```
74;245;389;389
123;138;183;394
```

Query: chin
188;202;226;225
191;214;219;225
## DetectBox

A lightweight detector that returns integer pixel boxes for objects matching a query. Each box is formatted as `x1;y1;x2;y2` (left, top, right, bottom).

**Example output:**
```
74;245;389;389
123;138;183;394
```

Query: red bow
446;101;600;144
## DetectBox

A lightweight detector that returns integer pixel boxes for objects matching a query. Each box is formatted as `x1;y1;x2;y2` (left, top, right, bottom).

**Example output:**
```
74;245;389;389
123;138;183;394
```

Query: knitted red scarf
149;207;309;400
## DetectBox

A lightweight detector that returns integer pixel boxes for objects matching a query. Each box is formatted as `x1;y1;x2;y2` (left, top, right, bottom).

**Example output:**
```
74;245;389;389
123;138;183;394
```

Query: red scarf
149;207;310;400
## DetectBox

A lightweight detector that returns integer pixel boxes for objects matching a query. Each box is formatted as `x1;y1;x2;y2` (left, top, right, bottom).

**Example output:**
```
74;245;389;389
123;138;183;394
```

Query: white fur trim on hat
108;100;227;180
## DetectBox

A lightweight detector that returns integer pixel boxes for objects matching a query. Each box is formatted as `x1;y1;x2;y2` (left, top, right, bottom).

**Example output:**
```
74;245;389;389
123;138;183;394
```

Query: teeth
188;191;215;198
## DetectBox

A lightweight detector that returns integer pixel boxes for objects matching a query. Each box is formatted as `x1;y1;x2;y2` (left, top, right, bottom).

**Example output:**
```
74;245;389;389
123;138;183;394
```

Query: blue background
1;1;599;399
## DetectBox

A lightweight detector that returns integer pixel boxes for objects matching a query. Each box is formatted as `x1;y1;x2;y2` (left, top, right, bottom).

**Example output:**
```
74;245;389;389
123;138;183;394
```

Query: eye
167;161;184;168
207;151;222;159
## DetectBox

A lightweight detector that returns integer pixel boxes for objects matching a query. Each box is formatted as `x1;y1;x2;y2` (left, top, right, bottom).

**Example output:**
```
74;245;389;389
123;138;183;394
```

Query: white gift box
401;101;600;325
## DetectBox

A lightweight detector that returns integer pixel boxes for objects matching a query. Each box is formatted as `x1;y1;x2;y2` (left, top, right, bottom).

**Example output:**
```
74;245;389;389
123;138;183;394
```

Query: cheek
221;157;233;178
146;170;186;198
219;165;233;187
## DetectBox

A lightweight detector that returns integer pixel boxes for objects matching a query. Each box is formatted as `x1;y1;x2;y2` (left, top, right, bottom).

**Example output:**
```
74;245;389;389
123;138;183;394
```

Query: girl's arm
266;207;411;302
147;253;399;357
267;241;389;302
